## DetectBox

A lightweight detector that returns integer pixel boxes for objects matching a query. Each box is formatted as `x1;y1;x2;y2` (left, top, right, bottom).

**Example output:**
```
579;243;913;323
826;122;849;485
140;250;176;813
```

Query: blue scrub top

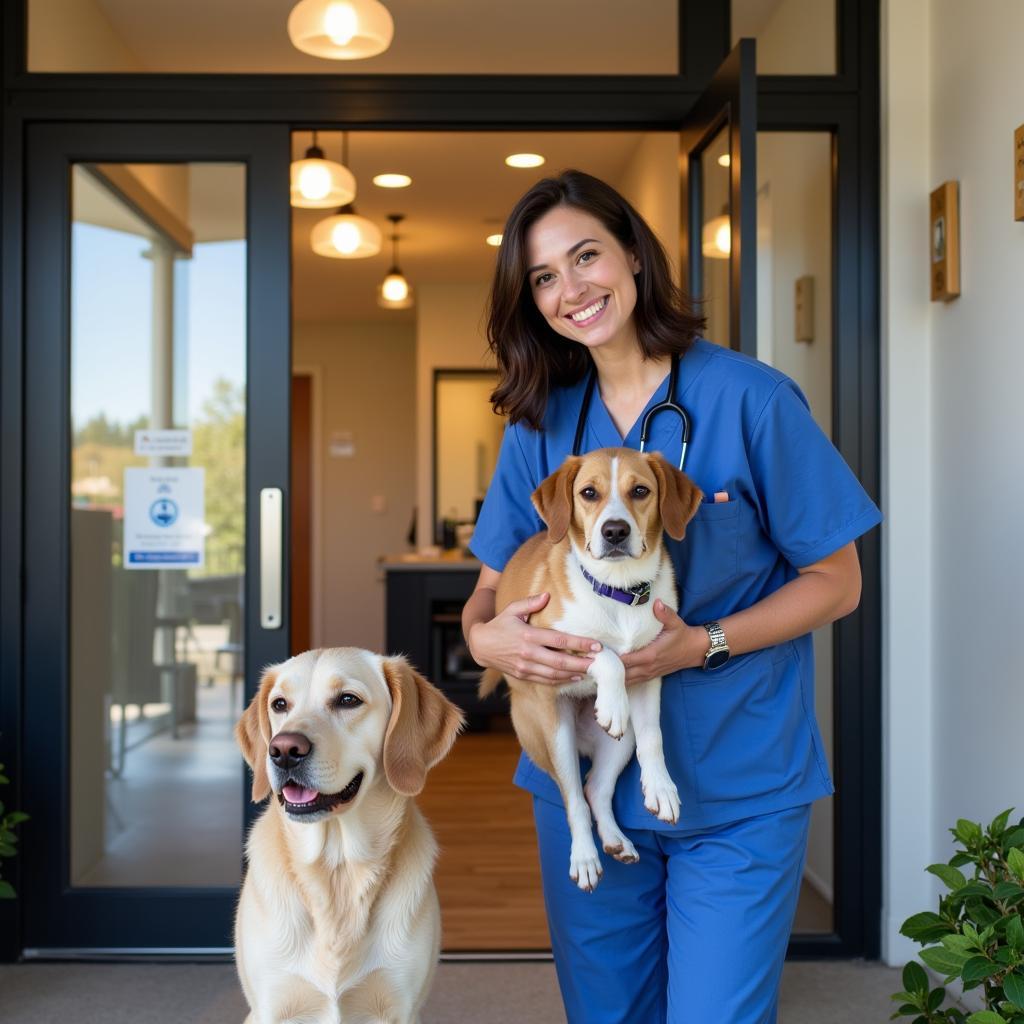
469;339;882;831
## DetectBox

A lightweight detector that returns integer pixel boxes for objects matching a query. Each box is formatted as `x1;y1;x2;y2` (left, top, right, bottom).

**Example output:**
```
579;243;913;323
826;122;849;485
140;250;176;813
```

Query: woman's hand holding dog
620;599;707;684
468;592;603;685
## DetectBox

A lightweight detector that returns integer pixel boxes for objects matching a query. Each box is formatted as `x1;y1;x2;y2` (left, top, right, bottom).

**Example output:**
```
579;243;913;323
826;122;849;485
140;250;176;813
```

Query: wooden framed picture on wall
930;180;960;302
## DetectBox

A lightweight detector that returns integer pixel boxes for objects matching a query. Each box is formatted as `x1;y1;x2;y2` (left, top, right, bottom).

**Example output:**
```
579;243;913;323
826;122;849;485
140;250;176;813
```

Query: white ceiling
290;131;671;322
83;0;678;75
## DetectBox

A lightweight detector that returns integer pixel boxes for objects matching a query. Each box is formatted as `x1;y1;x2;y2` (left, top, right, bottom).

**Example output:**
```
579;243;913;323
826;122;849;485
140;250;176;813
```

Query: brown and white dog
480;447;701;891
235;648;463;1024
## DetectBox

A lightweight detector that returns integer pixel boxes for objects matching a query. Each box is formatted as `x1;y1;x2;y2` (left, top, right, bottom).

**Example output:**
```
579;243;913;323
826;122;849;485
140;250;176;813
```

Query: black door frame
0;0;881;961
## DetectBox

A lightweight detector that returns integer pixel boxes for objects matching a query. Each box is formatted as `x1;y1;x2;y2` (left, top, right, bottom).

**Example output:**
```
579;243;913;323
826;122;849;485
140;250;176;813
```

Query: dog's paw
569;844;603;892
594;694;629;740
602;833;640;864
642;772;681;825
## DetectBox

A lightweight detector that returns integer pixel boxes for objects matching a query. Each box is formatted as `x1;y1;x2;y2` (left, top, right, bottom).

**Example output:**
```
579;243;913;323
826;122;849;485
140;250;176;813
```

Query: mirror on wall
433;370;502;549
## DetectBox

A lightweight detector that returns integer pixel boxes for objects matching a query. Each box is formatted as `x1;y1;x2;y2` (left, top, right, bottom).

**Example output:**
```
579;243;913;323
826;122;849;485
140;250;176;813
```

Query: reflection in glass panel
701;127;731;348
756;131;834;933
28;0;678;75
732;0;837;75
69;162;247;887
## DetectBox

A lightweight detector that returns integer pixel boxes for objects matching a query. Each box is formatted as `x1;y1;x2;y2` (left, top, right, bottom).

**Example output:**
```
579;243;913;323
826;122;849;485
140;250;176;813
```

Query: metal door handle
260;487;283;629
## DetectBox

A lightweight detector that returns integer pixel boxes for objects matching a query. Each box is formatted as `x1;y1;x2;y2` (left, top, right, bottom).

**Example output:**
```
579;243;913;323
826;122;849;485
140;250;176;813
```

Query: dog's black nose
601;519;631;545
269;732;312;770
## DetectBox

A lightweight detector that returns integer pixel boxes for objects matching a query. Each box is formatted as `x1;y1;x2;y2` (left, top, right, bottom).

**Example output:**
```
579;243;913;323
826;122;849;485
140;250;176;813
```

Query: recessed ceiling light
717;154;731;167
486;234;503;247
505;153;545;169
373;173;412;188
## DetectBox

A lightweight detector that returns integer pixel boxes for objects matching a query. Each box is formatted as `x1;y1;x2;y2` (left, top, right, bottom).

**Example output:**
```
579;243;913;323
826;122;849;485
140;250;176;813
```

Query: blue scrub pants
533;796;812;1024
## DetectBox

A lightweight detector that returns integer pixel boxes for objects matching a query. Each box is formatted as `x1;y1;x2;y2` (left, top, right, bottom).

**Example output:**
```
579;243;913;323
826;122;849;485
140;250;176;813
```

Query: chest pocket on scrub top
677;498;741;596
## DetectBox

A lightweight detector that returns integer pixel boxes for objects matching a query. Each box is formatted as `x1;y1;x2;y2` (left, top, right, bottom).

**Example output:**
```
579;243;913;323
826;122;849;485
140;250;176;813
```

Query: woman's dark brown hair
486;169;705;430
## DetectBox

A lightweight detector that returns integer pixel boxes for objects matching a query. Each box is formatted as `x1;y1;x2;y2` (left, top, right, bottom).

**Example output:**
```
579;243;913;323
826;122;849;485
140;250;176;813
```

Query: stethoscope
571;352;692;471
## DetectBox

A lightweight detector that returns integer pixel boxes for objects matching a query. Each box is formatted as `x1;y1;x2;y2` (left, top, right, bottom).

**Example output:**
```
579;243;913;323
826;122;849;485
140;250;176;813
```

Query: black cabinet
384;564;506;726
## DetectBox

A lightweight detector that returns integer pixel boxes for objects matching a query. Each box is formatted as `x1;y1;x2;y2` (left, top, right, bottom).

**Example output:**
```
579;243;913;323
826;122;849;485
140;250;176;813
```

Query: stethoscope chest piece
572;352;692;471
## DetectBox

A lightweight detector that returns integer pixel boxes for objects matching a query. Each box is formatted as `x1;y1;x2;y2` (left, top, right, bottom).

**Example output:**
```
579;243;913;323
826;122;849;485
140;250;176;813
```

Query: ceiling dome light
288;0;394;60
311;204;382;258
505;153;546;169
373;173;412;189
486;234;503;247
290;131;357;208
378;214;414;309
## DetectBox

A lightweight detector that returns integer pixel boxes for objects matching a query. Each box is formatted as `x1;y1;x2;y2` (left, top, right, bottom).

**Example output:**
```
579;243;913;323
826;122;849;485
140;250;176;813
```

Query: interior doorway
288;127;838;949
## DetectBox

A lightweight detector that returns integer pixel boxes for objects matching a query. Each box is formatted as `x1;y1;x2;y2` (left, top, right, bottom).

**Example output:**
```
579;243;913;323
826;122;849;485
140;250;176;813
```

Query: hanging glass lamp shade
290;143;356;209
701;213;731;259
311;206;382;258
287;0;394;60
377;269;413;309
377;214;413;308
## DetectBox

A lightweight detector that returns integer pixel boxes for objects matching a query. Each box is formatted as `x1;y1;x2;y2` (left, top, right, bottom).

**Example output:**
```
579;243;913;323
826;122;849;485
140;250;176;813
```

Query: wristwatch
701;621;730;671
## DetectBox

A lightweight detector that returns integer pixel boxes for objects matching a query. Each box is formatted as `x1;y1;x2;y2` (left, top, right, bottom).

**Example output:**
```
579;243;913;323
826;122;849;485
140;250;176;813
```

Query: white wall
881;0;1024;964
294;320;417;653
615;133;681;282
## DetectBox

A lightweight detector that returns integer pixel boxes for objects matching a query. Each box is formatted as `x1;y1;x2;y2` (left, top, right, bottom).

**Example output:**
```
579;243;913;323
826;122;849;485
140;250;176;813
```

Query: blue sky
71;223;247;432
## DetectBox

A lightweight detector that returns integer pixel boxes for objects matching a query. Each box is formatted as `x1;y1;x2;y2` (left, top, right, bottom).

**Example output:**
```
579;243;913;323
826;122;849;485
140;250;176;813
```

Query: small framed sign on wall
930;180;960;302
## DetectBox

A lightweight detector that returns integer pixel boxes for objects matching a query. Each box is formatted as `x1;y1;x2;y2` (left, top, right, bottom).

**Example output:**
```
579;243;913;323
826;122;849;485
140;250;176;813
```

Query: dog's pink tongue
283;784;318;804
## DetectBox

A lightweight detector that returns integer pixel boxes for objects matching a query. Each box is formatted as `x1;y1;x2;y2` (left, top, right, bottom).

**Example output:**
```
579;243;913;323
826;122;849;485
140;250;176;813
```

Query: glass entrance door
21;123;290;951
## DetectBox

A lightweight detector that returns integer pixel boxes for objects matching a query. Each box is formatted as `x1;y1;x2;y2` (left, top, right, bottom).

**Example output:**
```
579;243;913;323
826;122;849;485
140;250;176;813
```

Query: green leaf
966;1013;1007;1024
951;853;975;868
1009;849;1024;883
964;923;983;946
1004;972;1024;1011
903;912;956;943
0;775;9;786
961;955;997;984
927;986;947;1011
5;812;28;826
993;810;1015;836
1008;916;1024;952
943;934;979;953
1004;829;1024;851
956;820;984;846
903;960;930;995
967;901;1003;928
930;863;970;891
958;883;995;900
0;880;14;899
893;1004;919;1017
0;842;16;857
995;883;1024;903
920;946;972;975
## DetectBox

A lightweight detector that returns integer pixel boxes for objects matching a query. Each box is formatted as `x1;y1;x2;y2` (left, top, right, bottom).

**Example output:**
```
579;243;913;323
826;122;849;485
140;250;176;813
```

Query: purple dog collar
579;565;652;607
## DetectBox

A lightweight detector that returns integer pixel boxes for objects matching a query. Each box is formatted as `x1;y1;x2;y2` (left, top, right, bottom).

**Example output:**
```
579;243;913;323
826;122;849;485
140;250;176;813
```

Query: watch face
705;649;730;670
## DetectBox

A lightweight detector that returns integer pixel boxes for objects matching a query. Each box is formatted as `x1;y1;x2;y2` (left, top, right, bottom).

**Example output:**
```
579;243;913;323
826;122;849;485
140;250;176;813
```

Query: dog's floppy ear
648;453;703;540
531;456;583;543
235;667;278;803
381;657;465;797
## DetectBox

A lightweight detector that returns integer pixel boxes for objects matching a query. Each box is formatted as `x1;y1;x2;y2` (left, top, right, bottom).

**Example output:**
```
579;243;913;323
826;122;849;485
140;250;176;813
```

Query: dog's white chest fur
554;548;675;665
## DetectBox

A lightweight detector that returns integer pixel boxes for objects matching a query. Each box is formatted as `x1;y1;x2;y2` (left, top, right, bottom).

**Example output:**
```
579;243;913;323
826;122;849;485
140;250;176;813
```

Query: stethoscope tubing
572;352;692;471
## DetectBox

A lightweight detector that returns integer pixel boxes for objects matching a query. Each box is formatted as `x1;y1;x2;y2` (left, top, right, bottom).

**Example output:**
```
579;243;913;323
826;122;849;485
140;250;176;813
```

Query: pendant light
702;204;731;260
290;130;356;209
288;0;394;60
377;214;413;309
311;203;382;258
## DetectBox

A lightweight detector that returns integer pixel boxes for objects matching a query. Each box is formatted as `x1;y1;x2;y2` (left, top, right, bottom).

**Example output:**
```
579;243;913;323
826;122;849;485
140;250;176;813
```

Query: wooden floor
418;728;552;951
418;726;832;951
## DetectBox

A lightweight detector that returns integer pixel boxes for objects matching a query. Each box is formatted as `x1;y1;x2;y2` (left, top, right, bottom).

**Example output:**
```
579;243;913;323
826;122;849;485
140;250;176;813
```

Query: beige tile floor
0;959;906;1023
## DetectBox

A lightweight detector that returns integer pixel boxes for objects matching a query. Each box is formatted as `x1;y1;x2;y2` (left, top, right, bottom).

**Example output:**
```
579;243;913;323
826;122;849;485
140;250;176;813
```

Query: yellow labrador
480;448;701;891
235;648;463;1024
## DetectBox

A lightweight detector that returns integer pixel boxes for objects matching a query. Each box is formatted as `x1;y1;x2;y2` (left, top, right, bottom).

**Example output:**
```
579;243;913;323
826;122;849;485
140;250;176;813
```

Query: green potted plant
0;762;29;899
892;809;1024;1023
